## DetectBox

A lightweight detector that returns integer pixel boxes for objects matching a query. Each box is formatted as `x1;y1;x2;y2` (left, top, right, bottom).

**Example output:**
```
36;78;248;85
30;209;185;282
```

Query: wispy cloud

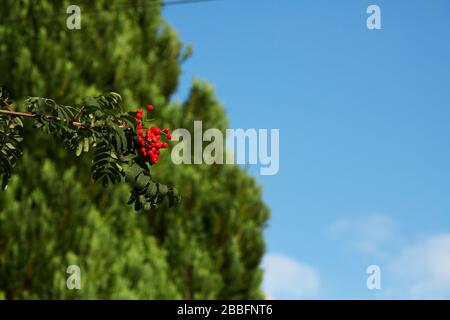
386;234;450;299
262;253;320;299
328;214;450;299
326;213;394;256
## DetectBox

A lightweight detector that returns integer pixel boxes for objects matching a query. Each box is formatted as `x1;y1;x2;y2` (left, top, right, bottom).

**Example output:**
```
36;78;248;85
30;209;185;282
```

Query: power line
163;0;219;7
0;0;222;25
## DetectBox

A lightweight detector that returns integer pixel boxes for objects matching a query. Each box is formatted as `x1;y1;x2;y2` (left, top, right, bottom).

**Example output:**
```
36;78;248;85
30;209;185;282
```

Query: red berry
138;129;144;136
146;104;154;111
163;128;169;134
136;113;142;119
167;133;172;140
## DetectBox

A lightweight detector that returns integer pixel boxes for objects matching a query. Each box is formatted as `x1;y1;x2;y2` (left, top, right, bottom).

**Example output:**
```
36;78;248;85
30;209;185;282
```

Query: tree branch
0;108;85;128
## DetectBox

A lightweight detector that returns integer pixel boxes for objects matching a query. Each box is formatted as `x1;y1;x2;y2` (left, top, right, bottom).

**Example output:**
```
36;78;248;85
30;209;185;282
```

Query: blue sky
163;0;450;299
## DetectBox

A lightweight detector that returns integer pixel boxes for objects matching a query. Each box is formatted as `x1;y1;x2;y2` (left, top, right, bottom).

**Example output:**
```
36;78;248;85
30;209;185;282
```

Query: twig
1;98;14;111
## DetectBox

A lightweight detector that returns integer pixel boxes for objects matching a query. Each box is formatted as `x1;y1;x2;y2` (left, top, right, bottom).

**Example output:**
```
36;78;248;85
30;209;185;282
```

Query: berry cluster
134;105;172;165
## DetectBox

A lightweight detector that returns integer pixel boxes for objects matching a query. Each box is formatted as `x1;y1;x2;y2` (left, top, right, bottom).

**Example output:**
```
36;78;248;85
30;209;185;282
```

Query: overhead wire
0;0;222;25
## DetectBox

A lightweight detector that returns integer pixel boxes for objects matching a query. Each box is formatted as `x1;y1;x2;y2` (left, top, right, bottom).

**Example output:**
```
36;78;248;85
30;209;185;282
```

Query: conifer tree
0;0;269;299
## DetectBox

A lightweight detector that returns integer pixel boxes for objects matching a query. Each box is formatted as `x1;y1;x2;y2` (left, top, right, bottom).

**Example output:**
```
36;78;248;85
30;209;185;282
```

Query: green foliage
0;0;269;300
0;88;24;189
0;88;179;209
147;80;269;299
91;139;122;186
0;116;23;190
0;155;179;299
125;162;180;210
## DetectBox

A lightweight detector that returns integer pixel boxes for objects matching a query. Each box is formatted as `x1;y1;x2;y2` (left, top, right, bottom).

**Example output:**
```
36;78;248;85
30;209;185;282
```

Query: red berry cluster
134;105;172;165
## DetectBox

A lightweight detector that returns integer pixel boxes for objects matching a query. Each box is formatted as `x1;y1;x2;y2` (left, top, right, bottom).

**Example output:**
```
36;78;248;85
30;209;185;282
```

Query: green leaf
127;193;136;205
124;163;143;183
145;182;157;198
83;137;90;153
5;143;15;150
75;142;83;157
134;199;143;211
158;184;168;196
83;96;100;109
135;174;150;191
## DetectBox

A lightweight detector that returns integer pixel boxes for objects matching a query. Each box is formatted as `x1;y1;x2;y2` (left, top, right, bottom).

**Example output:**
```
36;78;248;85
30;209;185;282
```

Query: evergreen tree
0;0;269;299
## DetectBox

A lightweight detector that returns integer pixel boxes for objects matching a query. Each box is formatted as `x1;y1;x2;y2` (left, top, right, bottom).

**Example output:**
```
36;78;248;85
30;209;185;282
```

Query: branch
0;108;85;128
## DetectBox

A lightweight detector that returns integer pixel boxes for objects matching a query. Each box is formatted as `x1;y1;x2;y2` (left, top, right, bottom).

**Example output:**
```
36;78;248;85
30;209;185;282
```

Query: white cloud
262;253;320;299
387;234;450;299
325;214;450;299
326;213;394;255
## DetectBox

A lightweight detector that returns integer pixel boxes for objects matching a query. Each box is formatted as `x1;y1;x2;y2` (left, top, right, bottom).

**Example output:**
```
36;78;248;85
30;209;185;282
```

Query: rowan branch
0;108;86;128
